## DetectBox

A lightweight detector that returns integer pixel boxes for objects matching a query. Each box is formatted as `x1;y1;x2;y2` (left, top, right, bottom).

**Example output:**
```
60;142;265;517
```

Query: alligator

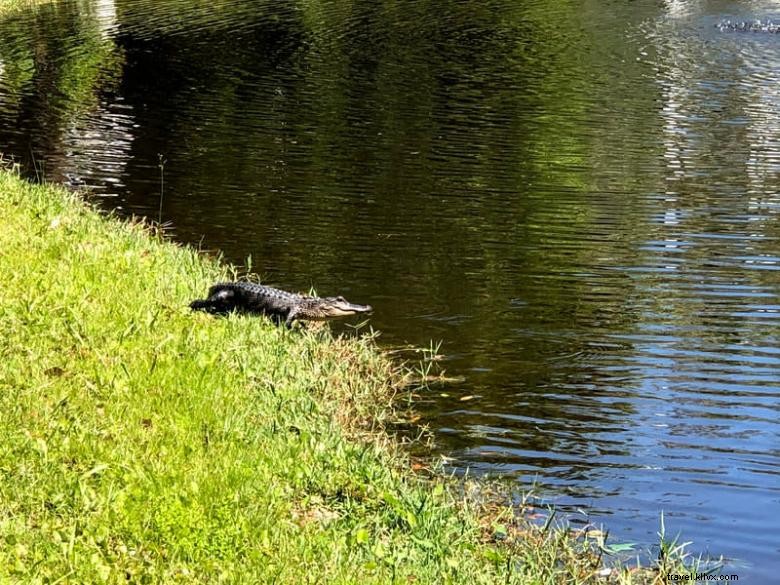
716;20;780;34
189;282;372;327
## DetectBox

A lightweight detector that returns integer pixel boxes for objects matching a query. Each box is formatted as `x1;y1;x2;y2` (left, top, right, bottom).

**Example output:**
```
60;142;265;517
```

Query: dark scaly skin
190;282;372;327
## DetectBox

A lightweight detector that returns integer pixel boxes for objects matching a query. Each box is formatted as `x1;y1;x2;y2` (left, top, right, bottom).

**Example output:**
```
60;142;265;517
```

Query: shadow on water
1;0;779;578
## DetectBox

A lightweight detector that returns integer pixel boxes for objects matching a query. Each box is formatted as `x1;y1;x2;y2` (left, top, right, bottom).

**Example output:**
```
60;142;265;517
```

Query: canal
1;0;778;579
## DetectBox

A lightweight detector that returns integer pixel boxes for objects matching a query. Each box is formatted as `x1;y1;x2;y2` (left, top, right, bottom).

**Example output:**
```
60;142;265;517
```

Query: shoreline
0;168;693;583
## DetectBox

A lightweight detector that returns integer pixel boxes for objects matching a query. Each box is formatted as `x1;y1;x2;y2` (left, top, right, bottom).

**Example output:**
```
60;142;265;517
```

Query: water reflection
0;0;779;580
0;0;127;186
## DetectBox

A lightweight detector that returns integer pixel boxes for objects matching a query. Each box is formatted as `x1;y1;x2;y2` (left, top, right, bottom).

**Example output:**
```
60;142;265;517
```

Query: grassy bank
0;169;690;583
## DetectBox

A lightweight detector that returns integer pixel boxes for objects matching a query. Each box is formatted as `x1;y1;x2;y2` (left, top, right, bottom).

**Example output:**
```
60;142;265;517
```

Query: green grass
0;168;694;583
0;0;52;17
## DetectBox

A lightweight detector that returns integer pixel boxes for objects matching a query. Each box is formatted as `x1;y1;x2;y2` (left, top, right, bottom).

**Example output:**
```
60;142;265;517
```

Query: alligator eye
336;296;346;302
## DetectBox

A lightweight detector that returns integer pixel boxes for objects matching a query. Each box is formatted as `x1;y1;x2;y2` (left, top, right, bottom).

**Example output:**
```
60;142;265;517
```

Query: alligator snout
323;296;372;318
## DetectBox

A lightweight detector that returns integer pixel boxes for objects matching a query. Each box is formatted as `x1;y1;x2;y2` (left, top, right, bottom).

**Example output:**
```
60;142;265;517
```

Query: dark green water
1;0;779;578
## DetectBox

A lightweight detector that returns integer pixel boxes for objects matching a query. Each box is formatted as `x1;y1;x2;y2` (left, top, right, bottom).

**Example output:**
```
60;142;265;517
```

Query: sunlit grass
0;0;53;18
0;167;695;583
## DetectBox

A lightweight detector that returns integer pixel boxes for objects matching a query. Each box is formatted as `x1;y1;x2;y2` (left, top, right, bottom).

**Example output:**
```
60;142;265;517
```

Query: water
1;0;779;578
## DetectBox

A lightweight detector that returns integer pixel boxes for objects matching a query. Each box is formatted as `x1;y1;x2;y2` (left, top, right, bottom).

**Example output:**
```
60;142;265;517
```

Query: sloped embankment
0;170;676;583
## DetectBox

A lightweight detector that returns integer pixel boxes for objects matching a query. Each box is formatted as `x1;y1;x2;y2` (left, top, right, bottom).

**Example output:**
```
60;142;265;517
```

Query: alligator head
310;295;373;319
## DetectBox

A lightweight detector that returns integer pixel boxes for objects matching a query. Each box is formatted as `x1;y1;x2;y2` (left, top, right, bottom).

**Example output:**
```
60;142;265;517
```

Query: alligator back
190;282;305;322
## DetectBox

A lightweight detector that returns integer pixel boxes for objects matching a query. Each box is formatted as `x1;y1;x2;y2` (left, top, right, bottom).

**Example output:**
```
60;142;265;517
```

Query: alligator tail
190;299;216;312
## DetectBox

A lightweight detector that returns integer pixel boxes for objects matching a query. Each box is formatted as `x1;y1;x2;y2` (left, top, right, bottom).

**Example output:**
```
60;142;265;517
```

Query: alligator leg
284;307;300;328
